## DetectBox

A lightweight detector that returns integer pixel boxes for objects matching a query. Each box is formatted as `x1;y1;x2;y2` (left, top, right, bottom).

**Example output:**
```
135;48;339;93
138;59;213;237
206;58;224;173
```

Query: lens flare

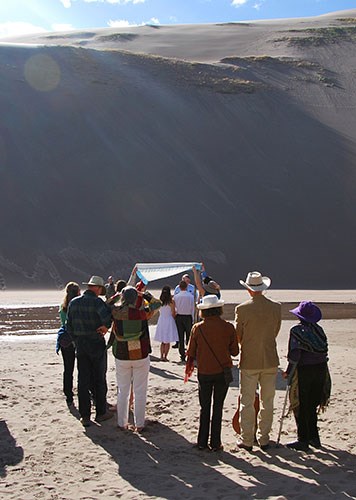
24;53;61;92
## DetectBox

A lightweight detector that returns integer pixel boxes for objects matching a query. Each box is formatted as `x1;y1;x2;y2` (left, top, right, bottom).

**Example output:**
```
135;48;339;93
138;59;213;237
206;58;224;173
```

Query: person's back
234;271;281;452
236;294;281;370
67;292;110;339
66;276;113;427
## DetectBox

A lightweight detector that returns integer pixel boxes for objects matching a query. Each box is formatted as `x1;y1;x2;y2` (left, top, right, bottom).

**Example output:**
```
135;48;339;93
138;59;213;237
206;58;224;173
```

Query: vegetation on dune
97;33;138;42
102;49;259;94
221;55;317;69
336;18;356;24
275;25;356;47
220;55;336;88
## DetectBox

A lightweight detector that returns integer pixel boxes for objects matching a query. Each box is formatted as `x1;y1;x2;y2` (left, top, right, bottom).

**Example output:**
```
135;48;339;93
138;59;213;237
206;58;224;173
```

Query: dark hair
179;280;188;290
200;307;223;318
62;281;80;311
115;280;127;293
160;286;172;306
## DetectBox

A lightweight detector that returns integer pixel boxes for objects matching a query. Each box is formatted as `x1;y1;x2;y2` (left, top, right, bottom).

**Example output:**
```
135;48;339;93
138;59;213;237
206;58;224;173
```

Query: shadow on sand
82;419;356;499
0;420;24;478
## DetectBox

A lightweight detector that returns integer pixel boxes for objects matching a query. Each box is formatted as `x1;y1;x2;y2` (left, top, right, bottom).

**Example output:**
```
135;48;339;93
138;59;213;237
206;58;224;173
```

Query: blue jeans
197;372;229;449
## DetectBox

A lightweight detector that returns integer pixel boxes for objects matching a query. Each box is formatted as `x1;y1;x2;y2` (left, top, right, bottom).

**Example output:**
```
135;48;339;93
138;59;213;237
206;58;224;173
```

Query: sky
0;0;355;39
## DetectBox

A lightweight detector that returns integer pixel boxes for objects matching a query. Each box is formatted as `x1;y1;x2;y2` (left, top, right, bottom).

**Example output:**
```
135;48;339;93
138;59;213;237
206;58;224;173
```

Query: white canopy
135;262;202;285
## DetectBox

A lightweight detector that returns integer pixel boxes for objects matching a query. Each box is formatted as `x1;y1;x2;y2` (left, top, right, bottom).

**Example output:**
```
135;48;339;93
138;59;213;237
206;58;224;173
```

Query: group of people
56;266;330;454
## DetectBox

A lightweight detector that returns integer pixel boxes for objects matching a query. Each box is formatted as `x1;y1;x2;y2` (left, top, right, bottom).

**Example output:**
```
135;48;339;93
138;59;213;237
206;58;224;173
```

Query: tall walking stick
276;364;297;448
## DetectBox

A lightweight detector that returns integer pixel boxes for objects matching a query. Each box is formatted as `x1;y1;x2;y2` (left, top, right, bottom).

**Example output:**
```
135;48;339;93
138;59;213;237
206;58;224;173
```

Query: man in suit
235;271;281;451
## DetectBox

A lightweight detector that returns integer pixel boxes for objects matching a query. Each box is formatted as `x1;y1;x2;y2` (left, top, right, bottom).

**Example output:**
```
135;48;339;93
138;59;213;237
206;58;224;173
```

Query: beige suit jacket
235;294;281;370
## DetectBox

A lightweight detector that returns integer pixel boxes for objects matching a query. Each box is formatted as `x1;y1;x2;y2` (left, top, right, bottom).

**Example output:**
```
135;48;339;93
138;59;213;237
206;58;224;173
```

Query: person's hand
282;371;288;379
97;325;108;337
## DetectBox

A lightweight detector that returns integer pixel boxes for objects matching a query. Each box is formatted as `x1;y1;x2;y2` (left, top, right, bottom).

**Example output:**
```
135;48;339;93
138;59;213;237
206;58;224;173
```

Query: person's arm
193;266;204;297
285;335;301;375
229;324;239;357
142;292;162;319
97;300;113;334
170;300;176;318
190;295;195;321
127;265;137;287
59;307;67;326
235;306;243;344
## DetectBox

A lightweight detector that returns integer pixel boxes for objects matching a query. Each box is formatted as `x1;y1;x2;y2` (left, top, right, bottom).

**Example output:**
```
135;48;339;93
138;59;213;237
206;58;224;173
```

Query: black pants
61;344;75;403
198;372;229;449
175;314;192;360
296;363;327;443
75;336;107;418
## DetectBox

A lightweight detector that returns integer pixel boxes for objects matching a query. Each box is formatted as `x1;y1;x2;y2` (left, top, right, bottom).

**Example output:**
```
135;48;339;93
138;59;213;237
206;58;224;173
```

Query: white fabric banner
135;262;202;285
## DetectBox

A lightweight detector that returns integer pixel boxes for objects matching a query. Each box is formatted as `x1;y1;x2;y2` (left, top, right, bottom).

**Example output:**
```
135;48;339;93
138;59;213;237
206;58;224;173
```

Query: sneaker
286;440;309;452
95;411;114;423
80;417;91;427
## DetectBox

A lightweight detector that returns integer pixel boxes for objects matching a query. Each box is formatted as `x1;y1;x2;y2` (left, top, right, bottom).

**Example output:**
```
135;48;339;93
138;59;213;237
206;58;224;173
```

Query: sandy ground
1;306;356;499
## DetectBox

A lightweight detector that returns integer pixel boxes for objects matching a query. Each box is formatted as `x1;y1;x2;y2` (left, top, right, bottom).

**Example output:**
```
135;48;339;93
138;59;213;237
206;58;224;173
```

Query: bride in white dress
154;286;179;361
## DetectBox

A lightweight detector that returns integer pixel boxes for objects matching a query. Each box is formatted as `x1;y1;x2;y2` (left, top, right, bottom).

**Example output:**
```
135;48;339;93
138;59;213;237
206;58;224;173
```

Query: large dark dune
1;10;356;289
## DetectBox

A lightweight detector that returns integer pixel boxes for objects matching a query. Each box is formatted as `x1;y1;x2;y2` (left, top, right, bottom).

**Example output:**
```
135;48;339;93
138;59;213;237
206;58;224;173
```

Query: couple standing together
187;270;329;453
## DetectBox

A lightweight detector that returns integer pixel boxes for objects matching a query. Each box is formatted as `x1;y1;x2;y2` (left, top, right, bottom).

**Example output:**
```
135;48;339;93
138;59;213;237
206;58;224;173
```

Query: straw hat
82;276;106;295
239;271;271;291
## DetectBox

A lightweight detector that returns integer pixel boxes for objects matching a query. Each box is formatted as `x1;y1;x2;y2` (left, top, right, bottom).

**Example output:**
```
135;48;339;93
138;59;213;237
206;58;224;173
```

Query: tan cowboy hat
239;271;271;291
197;294;224;310
82;276;106;295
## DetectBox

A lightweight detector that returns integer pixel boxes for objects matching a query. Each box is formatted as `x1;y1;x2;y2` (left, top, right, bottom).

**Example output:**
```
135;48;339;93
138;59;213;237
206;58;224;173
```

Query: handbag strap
198;325;224;370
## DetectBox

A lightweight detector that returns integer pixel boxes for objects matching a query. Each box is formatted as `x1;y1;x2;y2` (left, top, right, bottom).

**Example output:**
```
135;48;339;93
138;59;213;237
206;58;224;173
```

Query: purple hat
289;301;322;324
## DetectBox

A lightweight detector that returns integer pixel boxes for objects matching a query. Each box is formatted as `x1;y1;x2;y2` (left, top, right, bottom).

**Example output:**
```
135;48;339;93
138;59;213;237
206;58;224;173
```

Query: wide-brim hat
82;275;106;295
290;301;322;324
197;294;224;310
239;271;271;291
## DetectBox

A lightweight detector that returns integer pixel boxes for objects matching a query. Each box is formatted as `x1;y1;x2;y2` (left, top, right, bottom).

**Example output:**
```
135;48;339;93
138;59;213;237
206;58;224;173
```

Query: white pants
240;367;278;447
115;356;150;428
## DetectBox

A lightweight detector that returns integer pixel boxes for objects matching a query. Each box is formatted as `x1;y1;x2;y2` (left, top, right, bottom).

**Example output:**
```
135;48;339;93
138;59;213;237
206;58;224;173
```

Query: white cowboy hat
82;275;106;295
239;271;271;291
197;294;224;310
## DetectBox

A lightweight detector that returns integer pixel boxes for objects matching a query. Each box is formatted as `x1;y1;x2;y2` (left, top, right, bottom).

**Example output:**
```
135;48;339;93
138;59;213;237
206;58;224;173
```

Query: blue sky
0;0;355;38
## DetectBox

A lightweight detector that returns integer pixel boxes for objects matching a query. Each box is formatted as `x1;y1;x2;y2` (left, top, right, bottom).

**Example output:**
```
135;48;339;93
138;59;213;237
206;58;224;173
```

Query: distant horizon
1;0;356;39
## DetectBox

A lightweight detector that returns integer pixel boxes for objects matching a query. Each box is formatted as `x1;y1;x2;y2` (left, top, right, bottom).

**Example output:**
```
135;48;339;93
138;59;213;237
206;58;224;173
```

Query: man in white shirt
173;273;197;348
174;280;195;362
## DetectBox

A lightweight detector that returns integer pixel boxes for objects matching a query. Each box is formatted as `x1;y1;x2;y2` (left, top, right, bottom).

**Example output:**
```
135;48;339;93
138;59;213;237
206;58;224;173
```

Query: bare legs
160;342;170;361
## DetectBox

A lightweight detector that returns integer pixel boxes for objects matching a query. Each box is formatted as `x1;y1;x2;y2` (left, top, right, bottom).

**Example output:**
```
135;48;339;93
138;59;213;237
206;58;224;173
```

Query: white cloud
85;0;146;4
253;0;265;9
0;22;48;39
52;23;75;31
107;19;142;27
148;17;160;25
107;16;159;28
231;0;248;6
60;0;72;7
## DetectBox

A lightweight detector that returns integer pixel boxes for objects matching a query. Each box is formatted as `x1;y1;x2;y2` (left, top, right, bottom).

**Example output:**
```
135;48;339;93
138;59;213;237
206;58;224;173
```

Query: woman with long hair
154;286;179;361
57;281;80;406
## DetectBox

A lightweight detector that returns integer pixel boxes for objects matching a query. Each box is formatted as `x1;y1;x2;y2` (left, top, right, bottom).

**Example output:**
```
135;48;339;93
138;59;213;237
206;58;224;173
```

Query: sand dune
0;11;356;289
